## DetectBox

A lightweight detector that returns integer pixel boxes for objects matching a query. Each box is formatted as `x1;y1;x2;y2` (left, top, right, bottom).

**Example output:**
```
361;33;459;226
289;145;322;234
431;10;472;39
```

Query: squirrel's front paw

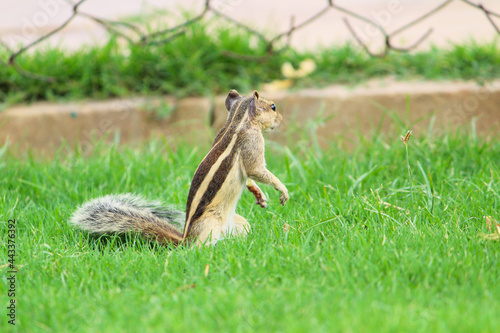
279;189;289;206
256;194;268;209
247;183;268;209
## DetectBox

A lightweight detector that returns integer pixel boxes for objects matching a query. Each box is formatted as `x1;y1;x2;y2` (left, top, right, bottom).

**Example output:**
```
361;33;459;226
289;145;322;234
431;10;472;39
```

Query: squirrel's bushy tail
69;194;186;245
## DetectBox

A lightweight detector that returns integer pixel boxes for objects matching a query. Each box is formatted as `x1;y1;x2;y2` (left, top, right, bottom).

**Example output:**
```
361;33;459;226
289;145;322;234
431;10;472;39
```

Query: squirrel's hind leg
234;214;251;236
191;218;223;247
191;215;250;247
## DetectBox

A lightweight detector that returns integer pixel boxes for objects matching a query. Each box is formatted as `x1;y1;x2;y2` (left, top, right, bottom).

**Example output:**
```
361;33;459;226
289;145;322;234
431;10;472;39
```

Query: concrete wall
1;79;499;154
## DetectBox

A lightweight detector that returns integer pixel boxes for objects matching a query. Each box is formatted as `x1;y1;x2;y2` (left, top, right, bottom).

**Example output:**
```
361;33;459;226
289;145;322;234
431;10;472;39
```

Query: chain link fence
1;0;499;82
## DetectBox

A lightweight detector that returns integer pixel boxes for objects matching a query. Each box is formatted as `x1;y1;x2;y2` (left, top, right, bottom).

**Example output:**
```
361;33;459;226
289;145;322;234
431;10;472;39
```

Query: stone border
1;79;499;154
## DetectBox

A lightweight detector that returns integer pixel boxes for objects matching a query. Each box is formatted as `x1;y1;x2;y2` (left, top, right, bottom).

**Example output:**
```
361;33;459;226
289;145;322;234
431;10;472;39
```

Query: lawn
1;125;499;332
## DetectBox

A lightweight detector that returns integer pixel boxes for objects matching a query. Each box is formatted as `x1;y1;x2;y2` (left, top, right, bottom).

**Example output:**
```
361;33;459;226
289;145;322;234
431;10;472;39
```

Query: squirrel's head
225;90;282;132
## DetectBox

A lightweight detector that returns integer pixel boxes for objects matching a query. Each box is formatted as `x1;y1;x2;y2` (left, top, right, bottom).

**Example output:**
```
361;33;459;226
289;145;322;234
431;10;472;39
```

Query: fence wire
1;0;499;82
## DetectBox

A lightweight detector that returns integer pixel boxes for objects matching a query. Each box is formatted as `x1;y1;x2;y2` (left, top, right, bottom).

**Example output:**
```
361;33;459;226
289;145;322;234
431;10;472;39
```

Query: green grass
1;20;499;107
1;122;499;332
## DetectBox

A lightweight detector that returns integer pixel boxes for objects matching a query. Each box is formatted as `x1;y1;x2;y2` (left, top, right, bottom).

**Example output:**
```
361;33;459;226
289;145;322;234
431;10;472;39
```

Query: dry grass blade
176;284;197;292
485;216;493;231
480;216;500;241
401;130;412;146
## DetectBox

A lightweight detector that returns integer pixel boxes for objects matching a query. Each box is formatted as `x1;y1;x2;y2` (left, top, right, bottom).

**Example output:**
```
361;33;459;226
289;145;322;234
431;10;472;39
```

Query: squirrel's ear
248;91;260;118
225;89;241;112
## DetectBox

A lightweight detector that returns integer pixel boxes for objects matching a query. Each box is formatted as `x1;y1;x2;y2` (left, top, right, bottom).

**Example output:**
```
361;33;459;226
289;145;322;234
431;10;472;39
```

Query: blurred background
1;0;499;51
0;0;499;152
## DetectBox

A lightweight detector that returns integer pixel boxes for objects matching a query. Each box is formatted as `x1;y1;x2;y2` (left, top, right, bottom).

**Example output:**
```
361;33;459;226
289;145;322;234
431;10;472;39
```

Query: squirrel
69;90;289;246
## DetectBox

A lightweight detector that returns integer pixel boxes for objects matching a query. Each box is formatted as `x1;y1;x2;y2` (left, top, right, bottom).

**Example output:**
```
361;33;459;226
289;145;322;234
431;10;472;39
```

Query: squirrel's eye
271;104;276;111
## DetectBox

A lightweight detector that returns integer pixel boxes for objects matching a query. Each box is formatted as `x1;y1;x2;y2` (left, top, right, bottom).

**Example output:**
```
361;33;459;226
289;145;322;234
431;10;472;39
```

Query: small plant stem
405;144;415;222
